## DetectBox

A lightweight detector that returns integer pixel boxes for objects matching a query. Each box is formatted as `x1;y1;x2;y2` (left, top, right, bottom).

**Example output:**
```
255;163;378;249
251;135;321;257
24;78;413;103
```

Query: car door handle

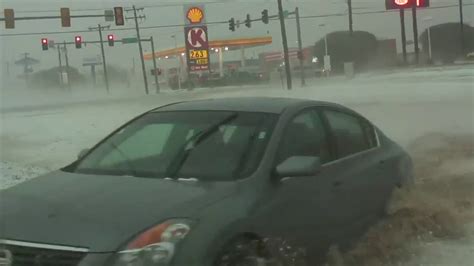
332;181;342;187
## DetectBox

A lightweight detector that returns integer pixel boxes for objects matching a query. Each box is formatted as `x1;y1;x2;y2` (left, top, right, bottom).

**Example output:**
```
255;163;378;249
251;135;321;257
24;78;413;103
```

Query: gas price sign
183;5;210;72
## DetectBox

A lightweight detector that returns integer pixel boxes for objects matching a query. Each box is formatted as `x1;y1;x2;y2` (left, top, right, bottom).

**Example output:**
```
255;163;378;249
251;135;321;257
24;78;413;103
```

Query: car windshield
69;111;277;181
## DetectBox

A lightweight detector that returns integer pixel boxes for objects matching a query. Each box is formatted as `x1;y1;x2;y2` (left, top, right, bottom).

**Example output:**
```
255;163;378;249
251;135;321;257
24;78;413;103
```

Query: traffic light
228;18;236;32
262;9;269;24
114;7;125;26
107;34;115;47
41;38;49;51
4;9;15;29
60;8;71;27
75;36;82;49
245;14;251;28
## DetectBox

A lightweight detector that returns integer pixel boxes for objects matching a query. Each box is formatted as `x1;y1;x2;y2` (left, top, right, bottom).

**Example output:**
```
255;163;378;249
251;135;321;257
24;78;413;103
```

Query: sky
1;0;473;76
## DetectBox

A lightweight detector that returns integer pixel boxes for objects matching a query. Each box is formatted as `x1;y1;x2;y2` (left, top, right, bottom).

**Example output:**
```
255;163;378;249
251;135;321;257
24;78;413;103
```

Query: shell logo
187;7;204;24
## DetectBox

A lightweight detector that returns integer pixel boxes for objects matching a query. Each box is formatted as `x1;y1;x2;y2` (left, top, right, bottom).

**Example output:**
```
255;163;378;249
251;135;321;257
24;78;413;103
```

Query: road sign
104;10;114;22
122;37;138;44
184;26;210;72
82;56;102;66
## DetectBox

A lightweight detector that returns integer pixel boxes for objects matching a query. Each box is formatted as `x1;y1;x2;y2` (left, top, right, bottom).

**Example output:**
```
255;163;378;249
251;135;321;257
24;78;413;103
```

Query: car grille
2;243;86;266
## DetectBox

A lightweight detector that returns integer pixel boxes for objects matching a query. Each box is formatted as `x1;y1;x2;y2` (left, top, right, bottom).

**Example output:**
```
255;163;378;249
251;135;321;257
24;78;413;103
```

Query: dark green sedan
0;97;413;266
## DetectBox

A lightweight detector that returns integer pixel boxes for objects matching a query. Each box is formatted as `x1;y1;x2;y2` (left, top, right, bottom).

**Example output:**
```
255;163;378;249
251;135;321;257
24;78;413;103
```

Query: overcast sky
1;0;473;73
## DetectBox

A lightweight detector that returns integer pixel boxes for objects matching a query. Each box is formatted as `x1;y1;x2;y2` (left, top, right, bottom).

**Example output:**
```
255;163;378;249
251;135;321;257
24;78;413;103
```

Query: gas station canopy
144;36;272;60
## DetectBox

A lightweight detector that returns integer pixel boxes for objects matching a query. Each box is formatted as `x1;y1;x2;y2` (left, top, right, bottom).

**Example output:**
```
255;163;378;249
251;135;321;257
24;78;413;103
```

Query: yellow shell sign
186;7;204;24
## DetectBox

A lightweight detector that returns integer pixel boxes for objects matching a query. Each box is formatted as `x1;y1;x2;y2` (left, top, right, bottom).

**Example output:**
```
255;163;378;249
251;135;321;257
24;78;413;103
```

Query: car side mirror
275;156;321;179
77;148;90;159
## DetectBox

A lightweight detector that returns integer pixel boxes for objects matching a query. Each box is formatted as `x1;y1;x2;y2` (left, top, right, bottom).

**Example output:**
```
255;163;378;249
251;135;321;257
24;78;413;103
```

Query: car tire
214;237;308;266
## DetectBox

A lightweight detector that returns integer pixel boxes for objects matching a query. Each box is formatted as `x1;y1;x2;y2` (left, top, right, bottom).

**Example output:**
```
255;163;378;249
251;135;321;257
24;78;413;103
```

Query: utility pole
459;0;465;52
412;5;419;65
57;45;64;86
400;9;407;64
348;0;353;34
22;53;30;82
295;7;305;87
277;0;292;90
63;42;71;90
127;6;149;94
89;24;110;93
150;36;160;93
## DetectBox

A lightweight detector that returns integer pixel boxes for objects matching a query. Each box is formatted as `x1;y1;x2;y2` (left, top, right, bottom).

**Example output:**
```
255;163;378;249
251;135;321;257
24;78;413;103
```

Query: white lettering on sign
187;28;207;48
395;0;409;5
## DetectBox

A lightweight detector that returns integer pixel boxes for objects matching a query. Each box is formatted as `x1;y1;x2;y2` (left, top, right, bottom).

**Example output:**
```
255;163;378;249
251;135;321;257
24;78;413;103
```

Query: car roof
153;97;341;114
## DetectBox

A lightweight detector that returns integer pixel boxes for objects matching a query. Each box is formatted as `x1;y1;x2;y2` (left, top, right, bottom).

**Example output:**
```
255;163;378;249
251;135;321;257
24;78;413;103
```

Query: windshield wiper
164;113;238;179
107;141;139;177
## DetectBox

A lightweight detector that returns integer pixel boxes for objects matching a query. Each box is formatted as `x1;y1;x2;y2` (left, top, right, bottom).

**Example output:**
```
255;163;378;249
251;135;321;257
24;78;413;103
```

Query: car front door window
277;109;331;166
323;110;372;159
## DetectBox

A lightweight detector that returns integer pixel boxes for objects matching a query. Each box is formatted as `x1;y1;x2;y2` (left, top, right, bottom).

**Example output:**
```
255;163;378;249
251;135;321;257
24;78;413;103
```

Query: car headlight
114;219;194;266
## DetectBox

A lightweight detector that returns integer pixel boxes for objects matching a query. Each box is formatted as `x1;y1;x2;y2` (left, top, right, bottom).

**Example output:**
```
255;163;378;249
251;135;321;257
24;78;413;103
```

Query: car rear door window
323;110;373;158
277;110;331;165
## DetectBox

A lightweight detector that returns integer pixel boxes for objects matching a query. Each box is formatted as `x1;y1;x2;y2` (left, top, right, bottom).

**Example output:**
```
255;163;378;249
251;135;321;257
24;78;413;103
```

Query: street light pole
400;9;407;64
427;27;432;61
412;5;420;65
171;35;182;90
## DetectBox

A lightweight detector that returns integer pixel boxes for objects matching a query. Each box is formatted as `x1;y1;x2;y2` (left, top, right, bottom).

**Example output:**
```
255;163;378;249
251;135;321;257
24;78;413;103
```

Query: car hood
0;171;237;252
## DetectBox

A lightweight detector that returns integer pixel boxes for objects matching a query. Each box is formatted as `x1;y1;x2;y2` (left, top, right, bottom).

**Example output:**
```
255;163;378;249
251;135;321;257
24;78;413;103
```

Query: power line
1;3;472;38
12;1;227;14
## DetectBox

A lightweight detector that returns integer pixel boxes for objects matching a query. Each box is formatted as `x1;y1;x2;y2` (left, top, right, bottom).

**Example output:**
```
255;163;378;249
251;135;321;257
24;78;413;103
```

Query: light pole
422;16;433;63
171;34;181;90
319;24;328;56
319;23;331;76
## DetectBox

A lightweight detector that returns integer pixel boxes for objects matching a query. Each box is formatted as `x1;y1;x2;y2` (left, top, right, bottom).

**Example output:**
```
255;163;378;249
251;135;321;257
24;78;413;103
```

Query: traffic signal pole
277;0;292;90
295;7;305;87
98;25;110;93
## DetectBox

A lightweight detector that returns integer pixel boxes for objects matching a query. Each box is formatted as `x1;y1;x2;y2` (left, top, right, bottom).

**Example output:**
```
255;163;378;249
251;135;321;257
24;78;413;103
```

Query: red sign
184;26;210;72
187;28;207;48
386;0;429;9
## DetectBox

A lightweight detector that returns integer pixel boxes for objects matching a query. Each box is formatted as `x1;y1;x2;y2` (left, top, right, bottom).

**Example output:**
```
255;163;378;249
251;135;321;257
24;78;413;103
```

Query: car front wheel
214;237;308;266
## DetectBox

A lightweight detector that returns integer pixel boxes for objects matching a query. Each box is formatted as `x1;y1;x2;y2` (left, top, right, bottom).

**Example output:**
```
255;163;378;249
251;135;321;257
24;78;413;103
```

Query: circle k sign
186;27;208;48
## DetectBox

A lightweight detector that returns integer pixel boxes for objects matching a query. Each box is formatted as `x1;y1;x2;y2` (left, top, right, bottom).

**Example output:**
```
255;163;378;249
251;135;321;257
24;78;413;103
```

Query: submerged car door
256;108;337;251
321;108;387;237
